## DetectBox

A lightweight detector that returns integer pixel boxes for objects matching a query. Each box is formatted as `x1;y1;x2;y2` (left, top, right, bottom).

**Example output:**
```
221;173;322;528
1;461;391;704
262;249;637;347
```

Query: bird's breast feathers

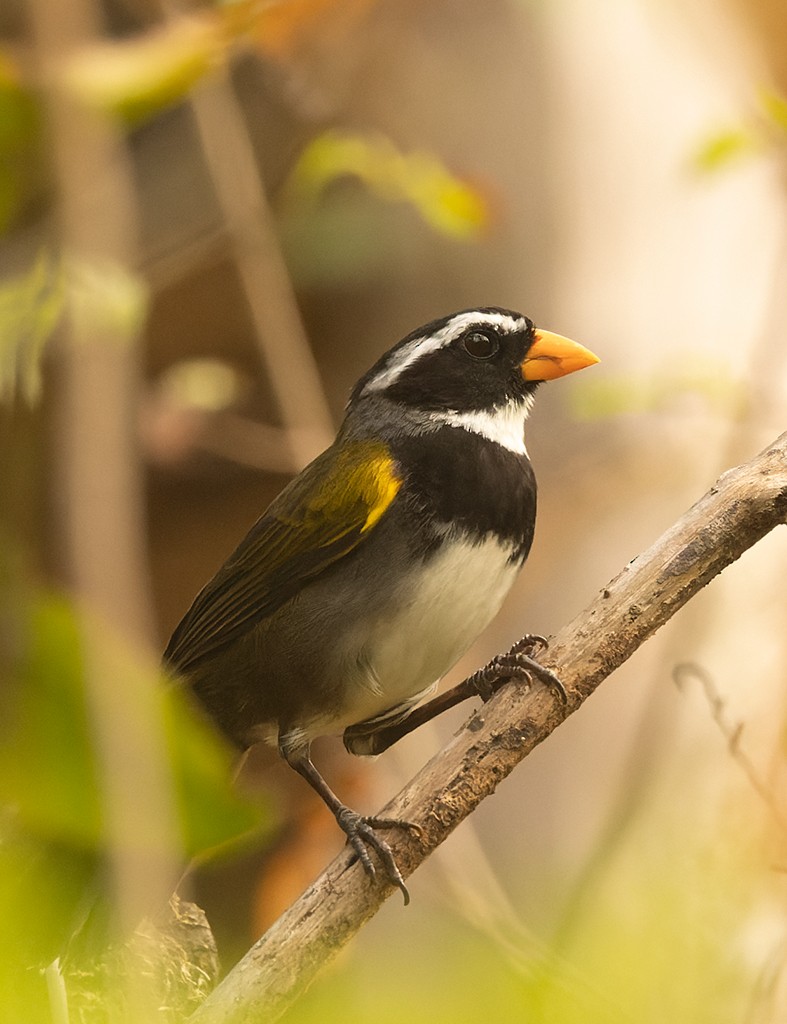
300;530;522;741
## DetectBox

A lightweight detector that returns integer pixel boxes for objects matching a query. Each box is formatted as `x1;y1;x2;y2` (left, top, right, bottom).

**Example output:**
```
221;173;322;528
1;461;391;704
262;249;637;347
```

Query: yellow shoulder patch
305;440;402;537
358;450;402;532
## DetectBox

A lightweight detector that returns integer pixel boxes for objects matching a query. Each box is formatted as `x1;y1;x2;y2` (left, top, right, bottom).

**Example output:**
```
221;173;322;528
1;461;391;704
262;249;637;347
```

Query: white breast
320;534;521;737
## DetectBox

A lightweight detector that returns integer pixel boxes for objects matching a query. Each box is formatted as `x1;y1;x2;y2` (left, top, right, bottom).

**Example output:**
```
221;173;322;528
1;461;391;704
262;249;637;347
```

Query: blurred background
2;0;787;1020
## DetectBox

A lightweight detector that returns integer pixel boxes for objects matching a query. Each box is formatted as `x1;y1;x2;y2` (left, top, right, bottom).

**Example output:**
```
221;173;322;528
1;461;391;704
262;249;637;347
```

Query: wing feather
164;440;402;674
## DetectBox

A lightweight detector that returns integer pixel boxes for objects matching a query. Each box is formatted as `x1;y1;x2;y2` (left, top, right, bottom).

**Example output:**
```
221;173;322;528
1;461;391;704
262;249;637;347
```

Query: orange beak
521;329;600;382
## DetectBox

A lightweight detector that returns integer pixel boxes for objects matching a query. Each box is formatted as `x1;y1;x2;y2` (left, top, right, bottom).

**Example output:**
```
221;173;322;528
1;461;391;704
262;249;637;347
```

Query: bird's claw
335;807;419;905
468;634;567;705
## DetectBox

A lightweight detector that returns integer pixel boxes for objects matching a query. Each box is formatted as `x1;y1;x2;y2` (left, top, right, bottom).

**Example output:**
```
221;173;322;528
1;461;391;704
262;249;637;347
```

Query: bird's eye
461;332;499;359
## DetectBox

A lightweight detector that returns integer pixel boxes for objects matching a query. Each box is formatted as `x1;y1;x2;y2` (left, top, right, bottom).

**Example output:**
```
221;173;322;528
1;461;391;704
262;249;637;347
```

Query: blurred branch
673;662;787;838
61;894;219;1024
185;413;305;475
188;67;335;467
190;430;787;1024
27;0;182;967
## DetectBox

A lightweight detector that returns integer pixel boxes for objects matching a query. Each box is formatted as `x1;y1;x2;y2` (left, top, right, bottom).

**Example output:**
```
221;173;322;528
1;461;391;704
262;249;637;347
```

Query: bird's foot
467;634;567;705
335;807;422;905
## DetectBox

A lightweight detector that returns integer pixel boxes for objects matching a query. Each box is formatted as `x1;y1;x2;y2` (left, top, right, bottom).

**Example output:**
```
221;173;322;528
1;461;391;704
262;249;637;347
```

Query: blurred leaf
568;368;744;421
231;0;376;61
0;539;275;1014
0;253;149;405
61;17;225;124
157;357;247;413
283;131;489;240
691;86;787;178
692;127;760;174
280;193;413;286
161;683;268;860
758;87;787;133
546;804;763;1024
0;814;98;1023
68;256;149;343
0;594;104;847
283;760;776;1024
0;50;42;233
0;580;105;1021
0;557;271;1019
0;560;271;865
0;586;270;858
0;249;64;404
404;154;489;238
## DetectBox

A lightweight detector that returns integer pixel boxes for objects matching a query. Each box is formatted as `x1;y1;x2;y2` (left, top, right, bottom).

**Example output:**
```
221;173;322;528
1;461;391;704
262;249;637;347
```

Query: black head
350;307;597;414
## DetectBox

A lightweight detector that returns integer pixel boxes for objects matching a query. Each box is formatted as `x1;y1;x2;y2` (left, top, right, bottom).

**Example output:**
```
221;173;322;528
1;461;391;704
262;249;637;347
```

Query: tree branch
190;431;787;1024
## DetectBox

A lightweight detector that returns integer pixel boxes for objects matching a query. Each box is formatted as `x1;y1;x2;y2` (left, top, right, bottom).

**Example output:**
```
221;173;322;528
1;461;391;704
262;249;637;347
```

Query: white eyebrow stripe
361;333;445;395
362;310;527;394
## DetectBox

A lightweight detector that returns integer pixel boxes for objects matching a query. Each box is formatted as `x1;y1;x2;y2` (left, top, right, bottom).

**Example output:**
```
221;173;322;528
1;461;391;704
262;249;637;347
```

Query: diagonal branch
190;430;787;1024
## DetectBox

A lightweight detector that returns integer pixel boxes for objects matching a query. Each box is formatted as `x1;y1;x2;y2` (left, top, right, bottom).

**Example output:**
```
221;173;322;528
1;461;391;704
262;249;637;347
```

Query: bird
164;307;599;903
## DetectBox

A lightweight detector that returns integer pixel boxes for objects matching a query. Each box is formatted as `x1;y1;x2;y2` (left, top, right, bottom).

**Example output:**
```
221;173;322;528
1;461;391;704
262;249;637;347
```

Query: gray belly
293;532;520;743
189;524;520;753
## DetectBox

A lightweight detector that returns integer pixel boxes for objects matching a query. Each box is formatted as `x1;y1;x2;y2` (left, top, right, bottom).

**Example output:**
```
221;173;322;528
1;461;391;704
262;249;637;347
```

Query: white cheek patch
429;399;532;455
362;310;527;395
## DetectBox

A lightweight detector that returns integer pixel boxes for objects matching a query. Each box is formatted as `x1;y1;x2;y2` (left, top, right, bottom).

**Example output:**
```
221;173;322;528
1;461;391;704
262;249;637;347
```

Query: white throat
429;401;531;455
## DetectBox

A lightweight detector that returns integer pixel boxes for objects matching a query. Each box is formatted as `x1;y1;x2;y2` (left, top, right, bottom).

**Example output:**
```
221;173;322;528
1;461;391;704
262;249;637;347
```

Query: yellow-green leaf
758;86;787;133
692;127;759;174
0;50;43;233
61;17;225;124
0;249;64;403
284;131;489;239
0;576;271;859
568;368;743;421
67;256;149;344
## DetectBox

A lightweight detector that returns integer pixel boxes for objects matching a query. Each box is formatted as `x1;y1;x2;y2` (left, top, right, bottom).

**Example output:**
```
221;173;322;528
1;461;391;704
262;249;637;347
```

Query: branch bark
189;431;787;1024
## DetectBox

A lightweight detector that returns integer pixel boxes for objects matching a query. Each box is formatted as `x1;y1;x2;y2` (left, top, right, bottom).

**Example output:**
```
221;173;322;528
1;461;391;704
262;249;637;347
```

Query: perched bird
164;307;598;902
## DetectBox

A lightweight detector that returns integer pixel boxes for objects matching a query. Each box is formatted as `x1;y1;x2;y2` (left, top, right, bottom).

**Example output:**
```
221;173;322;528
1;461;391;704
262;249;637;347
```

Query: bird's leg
344;635;566;757
344;686;479;755
279;740;420;904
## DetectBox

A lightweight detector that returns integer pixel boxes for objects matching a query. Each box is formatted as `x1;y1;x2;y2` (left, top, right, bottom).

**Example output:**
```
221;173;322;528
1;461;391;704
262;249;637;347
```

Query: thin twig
188;67;335;467
674;662;787;838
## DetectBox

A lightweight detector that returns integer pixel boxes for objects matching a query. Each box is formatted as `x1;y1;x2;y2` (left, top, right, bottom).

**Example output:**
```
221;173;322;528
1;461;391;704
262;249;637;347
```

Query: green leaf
0;51;42;233
691;127;759;174
758;86;787;133
68;256;149;343
161;683;269;860
0;253;152;405
568;367;743;421
283;130;489;240
0;250;64;403
61;17;224;124
0;593;104;847
0;815;99;1023
0;576;271;859
0;563;272;1017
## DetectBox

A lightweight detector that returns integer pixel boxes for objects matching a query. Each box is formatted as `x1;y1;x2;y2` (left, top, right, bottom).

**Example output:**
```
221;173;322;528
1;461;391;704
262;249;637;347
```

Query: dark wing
163;439;402;675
